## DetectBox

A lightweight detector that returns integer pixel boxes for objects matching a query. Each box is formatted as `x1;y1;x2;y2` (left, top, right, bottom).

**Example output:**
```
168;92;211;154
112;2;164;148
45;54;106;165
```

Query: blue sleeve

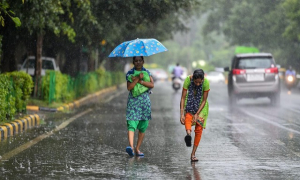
126;68;134;82
142;67;152;77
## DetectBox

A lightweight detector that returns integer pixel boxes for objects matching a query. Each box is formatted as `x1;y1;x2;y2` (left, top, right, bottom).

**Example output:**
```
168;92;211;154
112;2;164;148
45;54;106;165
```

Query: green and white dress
126;67;152;121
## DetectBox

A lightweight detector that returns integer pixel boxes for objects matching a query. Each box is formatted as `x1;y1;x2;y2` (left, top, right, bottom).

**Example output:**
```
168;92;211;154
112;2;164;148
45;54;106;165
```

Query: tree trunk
1;34;17;72
87;47;95;72
34;33;43;97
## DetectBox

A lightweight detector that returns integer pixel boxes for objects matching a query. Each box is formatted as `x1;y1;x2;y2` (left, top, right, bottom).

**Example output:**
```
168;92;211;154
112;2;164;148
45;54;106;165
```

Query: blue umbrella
108;38;168;57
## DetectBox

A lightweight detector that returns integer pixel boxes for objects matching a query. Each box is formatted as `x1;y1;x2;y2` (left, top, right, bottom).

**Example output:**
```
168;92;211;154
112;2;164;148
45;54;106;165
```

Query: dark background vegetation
1;0;300;75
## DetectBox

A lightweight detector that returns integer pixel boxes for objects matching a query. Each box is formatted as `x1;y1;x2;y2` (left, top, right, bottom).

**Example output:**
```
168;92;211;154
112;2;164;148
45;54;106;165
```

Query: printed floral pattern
126;67;152;121
108;38;168;57
126;92;151;121
185;81;203;114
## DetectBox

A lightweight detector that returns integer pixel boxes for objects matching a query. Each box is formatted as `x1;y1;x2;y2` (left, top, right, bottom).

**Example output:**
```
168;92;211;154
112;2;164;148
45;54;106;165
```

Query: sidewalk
0;85;118;141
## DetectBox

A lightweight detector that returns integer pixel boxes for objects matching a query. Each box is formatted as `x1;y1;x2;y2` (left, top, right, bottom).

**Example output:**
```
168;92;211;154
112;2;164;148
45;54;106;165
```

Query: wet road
1;81;300;179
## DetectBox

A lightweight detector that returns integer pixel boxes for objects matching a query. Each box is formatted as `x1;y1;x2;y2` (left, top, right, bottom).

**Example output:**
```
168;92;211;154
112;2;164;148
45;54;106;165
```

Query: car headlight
287;76;294;82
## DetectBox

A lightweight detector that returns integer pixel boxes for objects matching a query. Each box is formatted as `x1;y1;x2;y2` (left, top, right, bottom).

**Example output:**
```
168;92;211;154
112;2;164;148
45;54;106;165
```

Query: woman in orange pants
180;69;210;162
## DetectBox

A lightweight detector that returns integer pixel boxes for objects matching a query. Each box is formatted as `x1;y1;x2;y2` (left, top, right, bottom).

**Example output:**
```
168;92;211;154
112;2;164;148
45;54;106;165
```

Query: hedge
0;71;33;122
41;67;125;104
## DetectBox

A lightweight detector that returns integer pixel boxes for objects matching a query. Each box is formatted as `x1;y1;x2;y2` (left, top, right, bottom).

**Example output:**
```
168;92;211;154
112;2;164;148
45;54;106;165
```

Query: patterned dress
126;67;152;121
183;76;210;128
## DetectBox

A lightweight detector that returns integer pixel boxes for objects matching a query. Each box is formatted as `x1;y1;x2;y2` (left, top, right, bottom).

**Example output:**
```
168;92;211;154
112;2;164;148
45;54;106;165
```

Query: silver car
225;53;280;105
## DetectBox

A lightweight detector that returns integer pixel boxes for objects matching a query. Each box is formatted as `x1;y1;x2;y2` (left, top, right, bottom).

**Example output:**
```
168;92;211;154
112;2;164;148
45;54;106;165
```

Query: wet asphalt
0;81;300;179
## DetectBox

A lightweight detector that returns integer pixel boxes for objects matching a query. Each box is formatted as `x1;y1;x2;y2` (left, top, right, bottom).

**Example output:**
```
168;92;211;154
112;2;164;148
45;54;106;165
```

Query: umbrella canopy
108;38;168;57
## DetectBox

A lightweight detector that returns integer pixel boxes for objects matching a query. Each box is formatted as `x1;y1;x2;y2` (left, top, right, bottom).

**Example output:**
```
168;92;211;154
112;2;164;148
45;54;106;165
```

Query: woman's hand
139;73;144;80
180;90;187;125
132;76;137;81
127;75;142;91
180;114;185;125
192;114;197;125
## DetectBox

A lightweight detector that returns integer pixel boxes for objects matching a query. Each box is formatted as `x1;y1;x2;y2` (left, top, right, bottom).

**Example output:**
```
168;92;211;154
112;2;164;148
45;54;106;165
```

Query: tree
0;1;22;28
201;0;300;68
1;0;200;78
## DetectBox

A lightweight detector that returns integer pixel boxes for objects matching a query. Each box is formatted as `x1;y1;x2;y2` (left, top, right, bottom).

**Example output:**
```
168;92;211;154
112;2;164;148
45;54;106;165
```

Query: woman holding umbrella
180;69;210;162
108;38;167;157
125;56;154;157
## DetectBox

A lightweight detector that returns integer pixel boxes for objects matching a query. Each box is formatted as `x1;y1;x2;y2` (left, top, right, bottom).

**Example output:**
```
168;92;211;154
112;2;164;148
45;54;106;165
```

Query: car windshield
25;59;54;70
237;58;273;69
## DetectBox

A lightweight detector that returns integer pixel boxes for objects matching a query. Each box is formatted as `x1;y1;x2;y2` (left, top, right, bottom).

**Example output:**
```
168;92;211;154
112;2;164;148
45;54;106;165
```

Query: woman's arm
138;76;154;88
127;76;140;91
180;89;187;125
195;91;209;121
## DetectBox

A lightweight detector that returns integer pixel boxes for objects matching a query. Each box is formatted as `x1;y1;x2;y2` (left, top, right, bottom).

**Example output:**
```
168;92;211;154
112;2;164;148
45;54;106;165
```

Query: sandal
191;156;199;162
184;134;192;147
126;146;135;156
135;150;144;156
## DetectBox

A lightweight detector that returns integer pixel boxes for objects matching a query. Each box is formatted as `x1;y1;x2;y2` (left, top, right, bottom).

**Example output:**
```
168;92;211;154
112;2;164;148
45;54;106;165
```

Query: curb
0;114;40;141
0;86;119;142
26;86;117;112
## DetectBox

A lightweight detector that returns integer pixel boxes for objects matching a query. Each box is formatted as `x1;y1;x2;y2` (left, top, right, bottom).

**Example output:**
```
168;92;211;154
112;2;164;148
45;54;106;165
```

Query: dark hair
193;69;204;80
133;56;144;61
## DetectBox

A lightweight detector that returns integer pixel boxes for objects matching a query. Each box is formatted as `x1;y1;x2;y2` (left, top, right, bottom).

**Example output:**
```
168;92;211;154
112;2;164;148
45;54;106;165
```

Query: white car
205;71;225;83
19;56;60;76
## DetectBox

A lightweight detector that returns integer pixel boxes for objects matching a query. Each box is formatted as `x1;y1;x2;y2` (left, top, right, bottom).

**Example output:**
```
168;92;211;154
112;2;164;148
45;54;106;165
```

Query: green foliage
0;74;14;121
41;69;125;105
0;1;22;27
85;73;98;94
105;72;112;87
201;0;300;68
113;72;126;85
42;70;73;103
19;0;77;42
282;0;300;42
54;71;71;102
194;62;215;72
96;66;106;89
6;71;34;112
149;33;233;71
0;71;32;121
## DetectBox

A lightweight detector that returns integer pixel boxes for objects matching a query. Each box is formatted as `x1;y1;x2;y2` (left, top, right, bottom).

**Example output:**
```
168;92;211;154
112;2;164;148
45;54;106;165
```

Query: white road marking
103;90;125;103
240;109;300;135
287;108;300;114
223;114;264;135
0;108;92;161
274;140;285;146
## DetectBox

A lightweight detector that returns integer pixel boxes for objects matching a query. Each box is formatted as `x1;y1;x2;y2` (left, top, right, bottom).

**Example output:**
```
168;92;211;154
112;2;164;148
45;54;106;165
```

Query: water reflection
186;162;201;180
125;156;146;179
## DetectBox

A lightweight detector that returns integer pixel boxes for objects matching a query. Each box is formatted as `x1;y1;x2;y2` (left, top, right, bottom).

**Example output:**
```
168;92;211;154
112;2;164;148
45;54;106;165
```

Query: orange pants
185;112;203;147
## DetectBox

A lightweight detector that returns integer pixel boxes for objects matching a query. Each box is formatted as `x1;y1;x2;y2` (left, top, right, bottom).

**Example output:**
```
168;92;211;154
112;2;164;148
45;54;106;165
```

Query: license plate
247;74;264;81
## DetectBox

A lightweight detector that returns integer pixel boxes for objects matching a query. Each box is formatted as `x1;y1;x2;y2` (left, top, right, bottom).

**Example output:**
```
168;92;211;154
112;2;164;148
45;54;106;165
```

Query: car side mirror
224;67;230;72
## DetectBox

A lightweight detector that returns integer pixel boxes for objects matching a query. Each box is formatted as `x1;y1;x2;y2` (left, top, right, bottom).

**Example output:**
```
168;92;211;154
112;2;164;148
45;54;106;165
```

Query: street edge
0;114;40;141
0;85;119;141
